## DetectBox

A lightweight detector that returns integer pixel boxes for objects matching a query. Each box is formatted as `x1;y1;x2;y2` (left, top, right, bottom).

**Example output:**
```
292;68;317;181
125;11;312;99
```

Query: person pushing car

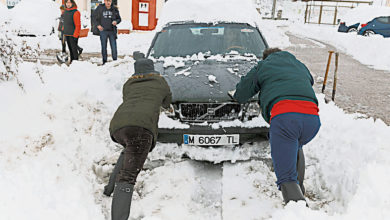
229;48;321;205
106;52;172;220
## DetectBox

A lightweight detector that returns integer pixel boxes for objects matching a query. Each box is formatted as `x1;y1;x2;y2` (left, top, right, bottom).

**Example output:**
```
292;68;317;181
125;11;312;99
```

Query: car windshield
149;23;267;58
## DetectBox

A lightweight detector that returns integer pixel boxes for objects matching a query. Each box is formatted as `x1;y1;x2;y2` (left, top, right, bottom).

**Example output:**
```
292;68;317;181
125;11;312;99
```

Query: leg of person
297;114;321;195
111;126;153;220
68;37;79;62
76;38;83;55
269;113;305;204
103;150;124;197
61;34;66;53
108;31;118;61
65;36;74;61
297;147;305;195
100;31;109;64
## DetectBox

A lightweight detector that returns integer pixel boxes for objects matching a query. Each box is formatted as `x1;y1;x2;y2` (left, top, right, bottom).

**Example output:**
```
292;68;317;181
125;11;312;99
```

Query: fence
304;0;373;25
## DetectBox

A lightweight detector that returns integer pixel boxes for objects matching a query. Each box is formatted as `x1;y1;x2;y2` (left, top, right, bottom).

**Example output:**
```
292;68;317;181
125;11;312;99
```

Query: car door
374;17;390;37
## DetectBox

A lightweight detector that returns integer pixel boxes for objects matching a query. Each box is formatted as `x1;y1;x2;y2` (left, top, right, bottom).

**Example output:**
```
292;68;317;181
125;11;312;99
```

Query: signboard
7;0;21;9
139;2;149;12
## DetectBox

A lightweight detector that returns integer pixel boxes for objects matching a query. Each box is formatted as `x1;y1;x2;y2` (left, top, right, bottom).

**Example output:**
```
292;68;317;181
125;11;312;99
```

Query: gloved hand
227;90;236;100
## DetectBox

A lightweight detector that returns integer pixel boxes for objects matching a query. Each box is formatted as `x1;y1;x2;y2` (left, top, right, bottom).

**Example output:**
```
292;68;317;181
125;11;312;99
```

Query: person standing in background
93;0;121;65
63;0;81;63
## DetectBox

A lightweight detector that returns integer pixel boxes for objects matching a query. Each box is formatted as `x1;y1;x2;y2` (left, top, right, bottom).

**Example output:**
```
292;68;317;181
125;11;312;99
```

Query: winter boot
297;148;305;195
111;182;134;220
104;151;124;197
280;181;306;205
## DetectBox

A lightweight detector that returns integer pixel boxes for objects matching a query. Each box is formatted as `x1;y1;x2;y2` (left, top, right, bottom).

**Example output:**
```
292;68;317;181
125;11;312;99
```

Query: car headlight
161;104;175;117
247;102;260;117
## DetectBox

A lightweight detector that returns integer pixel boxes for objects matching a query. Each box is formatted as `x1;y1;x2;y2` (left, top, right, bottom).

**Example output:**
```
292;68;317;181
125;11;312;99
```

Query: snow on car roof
339;5;390;25
156;0;262;31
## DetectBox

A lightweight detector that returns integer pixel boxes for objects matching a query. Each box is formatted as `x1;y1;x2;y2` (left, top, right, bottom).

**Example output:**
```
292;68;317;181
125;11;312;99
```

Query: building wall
53;0;164;23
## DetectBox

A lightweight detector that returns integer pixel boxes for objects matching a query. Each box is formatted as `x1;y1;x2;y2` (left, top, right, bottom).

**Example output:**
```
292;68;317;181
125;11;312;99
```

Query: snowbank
288;23;390;71
9;0;59;36
156;0;262;31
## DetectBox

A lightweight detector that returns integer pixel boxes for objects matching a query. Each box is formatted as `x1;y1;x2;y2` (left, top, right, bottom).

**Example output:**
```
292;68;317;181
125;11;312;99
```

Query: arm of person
114;8;122;25
162;90;172;109
73;11;81;38
233;62;262;104
94;5;103;30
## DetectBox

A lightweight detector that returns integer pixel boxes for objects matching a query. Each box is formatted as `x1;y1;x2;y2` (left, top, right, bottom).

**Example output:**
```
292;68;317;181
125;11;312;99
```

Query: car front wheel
363;30;375;36
347;27;357;33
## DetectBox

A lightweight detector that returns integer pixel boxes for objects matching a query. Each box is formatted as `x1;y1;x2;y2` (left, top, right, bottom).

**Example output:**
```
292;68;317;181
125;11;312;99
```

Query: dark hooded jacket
109;74;172;149
93;4;121;35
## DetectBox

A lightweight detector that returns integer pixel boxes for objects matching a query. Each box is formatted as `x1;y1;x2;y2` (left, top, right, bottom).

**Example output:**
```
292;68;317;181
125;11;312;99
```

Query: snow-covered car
358;16;390;37
8;0;59;36
150;0;270;146
338;5;390;37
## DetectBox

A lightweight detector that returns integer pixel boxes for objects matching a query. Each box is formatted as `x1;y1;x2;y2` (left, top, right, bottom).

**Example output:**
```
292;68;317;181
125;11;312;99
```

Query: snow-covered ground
1;0;390;219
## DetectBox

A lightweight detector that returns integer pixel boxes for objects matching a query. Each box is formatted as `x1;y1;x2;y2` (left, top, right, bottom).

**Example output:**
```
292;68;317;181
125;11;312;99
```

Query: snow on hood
339;5;390;25
156;0;263;31
9;0;59;36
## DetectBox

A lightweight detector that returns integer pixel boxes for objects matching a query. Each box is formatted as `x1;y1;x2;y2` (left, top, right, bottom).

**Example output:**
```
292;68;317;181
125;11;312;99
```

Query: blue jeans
100;30;117;64
269;113;321;187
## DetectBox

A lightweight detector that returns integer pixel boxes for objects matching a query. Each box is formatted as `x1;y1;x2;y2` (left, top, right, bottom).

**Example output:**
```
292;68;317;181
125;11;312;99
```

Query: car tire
347;27;357;33
363;30;375;37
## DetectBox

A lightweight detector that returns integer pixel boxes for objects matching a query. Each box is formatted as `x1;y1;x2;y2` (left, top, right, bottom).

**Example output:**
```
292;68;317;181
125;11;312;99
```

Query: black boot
280;181;306;204
111;182;134;220
104;151;124;197
297;148;305;195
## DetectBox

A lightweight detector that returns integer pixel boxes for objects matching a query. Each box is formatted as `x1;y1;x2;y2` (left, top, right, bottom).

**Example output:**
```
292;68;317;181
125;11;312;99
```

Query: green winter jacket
234;51;318;123
109;74;172;148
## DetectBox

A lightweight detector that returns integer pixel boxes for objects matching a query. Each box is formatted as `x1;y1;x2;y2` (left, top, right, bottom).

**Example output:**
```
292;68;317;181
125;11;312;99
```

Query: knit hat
134;58;160;75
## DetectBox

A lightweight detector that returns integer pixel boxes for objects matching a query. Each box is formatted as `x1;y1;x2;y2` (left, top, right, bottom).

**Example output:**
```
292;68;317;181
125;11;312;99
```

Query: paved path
286;34;390;125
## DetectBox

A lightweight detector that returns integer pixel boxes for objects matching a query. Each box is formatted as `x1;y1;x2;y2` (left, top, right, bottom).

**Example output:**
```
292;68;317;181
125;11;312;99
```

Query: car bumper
157;125;269;145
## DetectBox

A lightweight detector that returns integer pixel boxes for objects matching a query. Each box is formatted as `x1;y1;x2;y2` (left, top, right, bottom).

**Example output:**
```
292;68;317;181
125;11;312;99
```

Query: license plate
183;134;239;146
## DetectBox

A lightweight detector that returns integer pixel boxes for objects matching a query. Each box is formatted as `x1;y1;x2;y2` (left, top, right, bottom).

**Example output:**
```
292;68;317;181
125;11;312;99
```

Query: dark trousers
112;126;153;185
269;113;321;187
100;30;117;64
66;36;79;62
61;34;66;53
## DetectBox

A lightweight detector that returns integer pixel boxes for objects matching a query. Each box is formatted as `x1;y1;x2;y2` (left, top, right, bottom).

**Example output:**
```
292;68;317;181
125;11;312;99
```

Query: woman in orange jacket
63;0;81;63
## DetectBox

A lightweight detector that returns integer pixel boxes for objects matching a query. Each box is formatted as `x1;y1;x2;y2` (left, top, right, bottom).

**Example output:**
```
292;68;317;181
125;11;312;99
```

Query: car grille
179;103;241;122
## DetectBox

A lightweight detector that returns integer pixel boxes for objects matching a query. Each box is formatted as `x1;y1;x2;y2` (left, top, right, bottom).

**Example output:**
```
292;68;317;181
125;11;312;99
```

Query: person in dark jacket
58;4;83;57
229;48;321;205
107;53;172;220
58;5;67;54
63;0;81;63
93;0;121;65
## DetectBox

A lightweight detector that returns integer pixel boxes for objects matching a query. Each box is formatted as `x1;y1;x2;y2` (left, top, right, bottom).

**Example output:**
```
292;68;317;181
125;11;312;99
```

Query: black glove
227;90;236;100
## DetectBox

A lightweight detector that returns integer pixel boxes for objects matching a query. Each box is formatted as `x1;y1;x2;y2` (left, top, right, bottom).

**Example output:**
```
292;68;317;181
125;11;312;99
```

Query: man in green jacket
230;48;321;205
107;53;172;220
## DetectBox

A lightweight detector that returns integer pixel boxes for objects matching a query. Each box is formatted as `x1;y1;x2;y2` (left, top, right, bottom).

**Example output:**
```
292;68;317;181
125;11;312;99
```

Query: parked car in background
358;16;390;37
337;22;360;33
337;5;390;37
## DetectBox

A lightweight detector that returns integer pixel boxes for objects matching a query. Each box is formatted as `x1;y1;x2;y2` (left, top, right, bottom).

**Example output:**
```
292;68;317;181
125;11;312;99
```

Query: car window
149;23;266;58
376;17;389;24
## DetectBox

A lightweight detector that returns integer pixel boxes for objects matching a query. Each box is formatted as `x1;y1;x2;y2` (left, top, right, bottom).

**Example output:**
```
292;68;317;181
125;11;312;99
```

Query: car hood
155;59;258;103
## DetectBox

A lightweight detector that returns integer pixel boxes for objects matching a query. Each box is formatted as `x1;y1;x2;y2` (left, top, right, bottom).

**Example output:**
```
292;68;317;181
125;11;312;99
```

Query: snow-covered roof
156;0;262;31
8;0;59;36
339;5;390;25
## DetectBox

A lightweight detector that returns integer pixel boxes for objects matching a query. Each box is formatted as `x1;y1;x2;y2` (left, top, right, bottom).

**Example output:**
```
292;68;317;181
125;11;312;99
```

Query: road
286;33;390;125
